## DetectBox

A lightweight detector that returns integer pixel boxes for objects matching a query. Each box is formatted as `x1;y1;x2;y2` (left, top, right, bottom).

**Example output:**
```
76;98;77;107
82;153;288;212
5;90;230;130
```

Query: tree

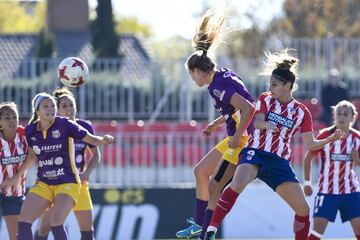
152;35;192;60
115;16;153;38
0;1;45;33
275;0;360;37
34;29;55;76
35;29;55;58
90;0;119;58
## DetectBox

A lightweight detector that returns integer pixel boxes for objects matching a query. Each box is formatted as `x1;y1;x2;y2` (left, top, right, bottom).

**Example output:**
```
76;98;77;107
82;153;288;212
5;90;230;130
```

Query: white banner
224;184;353;238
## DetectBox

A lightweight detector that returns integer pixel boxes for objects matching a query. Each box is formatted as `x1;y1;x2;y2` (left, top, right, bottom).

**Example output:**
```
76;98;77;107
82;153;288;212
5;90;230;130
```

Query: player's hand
228;136;240;149
102;134;114;144
329;129;345;141
79;172;90;183
1;176;20;190
266;122;279;132
303;185;313;196
201;122;217;137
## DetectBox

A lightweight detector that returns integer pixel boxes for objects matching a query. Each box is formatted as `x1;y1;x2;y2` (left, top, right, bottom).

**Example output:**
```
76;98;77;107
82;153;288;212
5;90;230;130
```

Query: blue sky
89;0;284;40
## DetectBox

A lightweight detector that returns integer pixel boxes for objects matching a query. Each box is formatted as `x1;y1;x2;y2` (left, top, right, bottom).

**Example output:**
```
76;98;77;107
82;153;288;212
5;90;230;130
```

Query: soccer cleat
176;217;202;238
204;231;216;240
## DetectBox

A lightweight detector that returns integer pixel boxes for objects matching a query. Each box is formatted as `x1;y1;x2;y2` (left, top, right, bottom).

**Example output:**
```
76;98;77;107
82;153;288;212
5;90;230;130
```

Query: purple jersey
75;119;95;173
25;116;88;185
208;68;255;136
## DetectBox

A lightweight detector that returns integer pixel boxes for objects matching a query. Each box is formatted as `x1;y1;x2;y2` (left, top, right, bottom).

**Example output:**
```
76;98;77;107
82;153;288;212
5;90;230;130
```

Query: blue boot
176;217;202;238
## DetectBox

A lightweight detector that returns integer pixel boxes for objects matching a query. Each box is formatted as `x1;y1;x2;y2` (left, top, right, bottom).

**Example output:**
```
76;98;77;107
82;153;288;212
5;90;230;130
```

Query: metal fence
1;37;360;122
26;129;315;187
3;36;360;187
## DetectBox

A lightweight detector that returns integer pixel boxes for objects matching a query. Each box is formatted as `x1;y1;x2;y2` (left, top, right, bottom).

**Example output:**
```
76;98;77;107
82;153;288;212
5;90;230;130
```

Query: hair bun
277;59;296;71
53;87;73;98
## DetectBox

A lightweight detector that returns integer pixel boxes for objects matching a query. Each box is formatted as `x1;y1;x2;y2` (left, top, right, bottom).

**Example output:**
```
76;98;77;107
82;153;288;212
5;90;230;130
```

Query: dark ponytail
53;87;75;108
261;49;299;90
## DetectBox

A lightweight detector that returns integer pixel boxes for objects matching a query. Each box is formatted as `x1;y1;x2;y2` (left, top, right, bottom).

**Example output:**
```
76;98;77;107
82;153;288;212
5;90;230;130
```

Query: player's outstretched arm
82;133;114;146
301;129;344;151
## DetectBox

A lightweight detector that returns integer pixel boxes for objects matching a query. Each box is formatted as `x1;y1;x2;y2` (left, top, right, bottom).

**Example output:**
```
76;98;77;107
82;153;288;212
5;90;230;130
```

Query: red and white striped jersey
315;127;360;194
0;126;28;197
247;92;313;160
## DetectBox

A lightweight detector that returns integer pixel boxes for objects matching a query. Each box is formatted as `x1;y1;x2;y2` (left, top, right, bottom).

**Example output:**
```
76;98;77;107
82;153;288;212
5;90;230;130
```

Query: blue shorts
313;192;360;223
0;194;24;216
239;148;299;191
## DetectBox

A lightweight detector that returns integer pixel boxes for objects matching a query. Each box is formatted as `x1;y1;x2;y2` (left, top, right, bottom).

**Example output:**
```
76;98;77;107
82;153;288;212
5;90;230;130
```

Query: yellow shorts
29;181;81;205
215;136;249;165
73;181;93;211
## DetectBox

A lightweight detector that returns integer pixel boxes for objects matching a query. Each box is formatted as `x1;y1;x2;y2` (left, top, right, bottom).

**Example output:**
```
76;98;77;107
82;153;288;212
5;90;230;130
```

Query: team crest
247;150;255;156
52;130;61;139
246;150;255;160
213;89;222;98
289;107;296;113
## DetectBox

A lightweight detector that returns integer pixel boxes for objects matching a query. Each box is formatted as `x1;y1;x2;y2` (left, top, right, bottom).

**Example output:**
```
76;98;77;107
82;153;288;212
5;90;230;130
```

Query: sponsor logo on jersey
39;159;54;167
38;144;62;152
75;143;86;150
267;112;294;129
1;154;26;165
331;153;351;162
76;154;83;163
43;168;65;178
54;157;63;165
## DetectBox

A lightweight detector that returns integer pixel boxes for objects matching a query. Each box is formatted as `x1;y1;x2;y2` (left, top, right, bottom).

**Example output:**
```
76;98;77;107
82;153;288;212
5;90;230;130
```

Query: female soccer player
204;49;344;240
303;100;360;240
34;88;100;240
0;102;28;240
176;8;255;240
3;92;113;240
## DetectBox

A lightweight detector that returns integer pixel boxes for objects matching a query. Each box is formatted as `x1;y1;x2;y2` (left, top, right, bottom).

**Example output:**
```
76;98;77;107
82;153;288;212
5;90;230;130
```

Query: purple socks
50;225;68;240
17;222;33;240
34;230;48;240
195;198;208;225
199;209;214;239
80;231;95;240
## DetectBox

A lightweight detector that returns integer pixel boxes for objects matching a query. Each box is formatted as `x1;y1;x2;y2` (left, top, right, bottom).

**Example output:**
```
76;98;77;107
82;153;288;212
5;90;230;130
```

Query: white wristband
303;180;311;186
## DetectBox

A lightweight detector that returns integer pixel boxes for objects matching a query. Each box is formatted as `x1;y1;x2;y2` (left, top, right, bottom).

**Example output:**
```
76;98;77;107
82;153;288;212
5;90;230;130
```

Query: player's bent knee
194;164;208;179
296;203;310;216
18;215;34;224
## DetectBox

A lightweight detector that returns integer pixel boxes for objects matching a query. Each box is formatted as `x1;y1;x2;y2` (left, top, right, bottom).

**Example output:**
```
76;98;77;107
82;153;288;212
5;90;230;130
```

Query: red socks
308;234;320;240
209;187;239;228
294;214;310;240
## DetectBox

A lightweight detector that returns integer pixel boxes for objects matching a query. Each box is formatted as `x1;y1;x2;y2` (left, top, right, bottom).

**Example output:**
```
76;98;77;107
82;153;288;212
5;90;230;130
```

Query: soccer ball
58;57;89;88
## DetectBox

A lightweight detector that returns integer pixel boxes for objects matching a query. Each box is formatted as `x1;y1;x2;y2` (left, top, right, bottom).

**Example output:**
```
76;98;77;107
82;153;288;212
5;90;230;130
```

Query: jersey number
315;195;325;207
